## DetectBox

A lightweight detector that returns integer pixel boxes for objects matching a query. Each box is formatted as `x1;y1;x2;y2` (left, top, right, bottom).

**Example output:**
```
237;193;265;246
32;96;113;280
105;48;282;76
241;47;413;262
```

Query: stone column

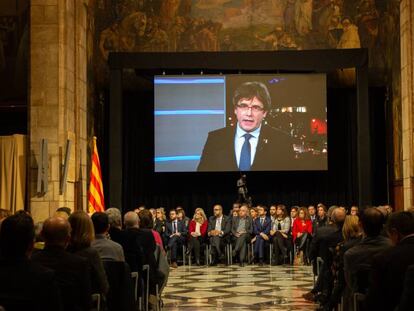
401;0;414;209
29;0;88;222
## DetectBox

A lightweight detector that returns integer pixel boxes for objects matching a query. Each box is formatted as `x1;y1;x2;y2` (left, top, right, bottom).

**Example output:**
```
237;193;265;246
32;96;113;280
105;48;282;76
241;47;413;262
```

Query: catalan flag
88;137;105;213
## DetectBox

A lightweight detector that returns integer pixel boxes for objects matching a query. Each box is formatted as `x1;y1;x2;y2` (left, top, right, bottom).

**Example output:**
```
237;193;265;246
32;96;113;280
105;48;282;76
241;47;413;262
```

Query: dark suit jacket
31;246;92;311
165;220;187;239
108;227;127;247
197;125;294;171
207;215;231;236
253;217;271;236
122;228;157;275
0;257;62;311
365;236;414;311
309;224;343;263
231;216;253;236
398;264;414;311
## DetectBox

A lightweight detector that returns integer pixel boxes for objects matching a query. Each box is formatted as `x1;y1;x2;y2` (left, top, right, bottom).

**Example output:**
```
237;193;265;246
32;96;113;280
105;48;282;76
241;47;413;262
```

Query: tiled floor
161;264;318;310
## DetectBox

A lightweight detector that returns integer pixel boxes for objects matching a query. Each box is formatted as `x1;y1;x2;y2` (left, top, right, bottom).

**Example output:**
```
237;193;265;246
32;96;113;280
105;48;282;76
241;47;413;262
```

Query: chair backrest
103;261;135;311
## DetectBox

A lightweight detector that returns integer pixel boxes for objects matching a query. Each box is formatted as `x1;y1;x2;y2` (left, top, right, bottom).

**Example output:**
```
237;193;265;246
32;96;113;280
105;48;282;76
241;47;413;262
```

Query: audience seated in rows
269;204;291;265
292;207;313;264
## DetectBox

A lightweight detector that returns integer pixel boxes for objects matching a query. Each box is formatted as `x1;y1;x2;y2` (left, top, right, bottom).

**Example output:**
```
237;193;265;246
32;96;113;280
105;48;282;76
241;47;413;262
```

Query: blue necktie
239;133;252;171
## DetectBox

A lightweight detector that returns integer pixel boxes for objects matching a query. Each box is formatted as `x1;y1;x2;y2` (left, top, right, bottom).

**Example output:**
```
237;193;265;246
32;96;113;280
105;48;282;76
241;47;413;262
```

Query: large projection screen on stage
154;74;327;172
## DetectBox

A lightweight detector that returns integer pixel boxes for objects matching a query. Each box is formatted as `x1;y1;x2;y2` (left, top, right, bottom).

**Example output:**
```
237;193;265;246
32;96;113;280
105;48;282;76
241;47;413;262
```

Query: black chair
102;261;135;311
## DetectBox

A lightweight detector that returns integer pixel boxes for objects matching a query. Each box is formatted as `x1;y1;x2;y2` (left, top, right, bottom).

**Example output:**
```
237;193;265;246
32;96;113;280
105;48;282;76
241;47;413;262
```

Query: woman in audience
176;207;190;228
292;207;313;265
270;205;291;265
139;209;164;251
185;208;208;265
250;207;258;221
154;208;166;235
323;215;362;311
68;211;109;297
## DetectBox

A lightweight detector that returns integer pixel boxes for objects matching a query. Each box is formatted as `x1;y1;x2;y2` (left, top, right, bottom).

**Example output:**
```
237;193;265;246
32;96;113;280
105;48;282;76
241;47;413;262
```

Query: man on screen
197;81;294;171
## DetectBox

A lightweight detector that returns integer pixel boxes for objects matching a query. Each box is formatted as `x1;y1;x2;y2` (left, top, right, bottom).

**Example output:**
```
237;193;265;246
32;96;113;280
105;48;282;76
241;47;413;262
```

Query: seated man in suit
253;205;271;265
207;204;231;265
165;209;187;268
231;204;253;266
197;81;294;172
0;212;62;311
32;216;92;311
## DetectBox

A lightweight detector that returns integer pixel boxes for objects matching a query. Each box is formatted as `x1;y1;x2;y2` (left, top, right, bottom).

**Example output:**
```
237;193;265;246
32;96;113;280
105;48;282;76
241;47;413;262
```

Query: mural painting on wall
90;0;402;179
94;0;399;84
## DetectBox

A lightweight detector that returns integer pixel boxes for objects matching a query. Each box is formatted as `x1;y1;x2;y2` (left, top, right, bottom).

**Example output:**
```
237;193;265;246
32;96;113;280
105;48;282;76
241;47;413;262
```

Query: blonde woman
185;208;208;265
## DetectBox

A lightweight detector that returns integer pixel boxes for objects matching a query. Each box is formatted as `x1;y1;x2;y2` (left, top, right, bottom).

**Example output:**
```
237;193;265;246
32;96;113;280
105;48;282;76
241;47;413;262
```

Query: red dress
292;218;312;242
188;220;208;238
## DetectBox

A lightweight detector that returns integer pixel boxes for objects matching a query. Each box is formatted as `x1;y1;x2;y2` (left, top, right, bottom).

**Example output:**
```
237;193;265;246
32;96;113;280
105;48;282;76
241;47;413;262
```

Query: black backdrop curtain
115;86;387;216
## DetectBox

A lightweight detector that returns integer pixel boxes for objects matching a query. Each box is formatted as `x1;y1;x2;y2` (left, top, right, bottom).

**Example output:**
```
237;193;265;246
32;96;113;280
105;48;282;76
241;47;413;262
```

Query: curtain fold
0;134;26;213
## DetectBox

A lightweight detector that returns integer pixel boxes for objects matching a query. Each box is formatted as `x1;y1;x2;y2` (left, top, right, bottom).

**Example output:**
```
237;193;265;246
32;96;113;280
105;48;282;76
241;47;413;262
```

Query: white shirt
215;216;223;231
234;123;261;167
195;222;201;236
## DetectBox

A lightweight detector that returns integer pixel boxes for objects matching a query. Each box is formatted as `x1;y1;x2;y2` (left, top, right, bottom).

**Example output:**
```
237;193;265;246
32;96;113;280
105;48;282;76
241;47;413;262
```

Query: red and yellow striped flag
88;137;105;213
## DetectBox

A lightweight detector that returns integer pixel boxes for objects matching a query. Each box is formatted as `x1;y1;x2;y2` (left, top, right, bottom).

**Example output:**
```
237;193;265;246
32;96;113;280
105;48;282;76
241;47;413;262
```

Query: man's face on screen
234;96;267;132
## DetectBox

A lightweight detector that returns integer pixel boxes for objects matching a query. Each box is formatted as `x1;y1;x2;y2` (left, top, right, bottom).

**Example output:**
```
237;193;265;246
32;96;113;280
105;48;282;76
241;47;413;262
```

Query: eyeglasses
236;103;265;112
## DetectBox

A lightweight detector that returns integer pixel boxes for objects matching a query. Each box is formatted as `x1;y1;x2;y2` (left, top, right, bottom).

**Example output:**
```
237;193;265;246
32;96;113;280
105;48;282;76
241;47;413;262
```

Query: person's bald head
42;217;71;248
331;208;346;227
124;211;139;229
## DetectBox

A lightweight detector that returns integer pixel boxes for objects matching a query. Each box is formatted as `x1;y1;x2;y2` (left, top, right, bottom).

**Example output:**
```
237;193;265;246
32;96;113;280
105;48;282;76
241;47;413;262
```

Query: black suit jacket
165;220;187;239
207;215;231;237
0;257;62;311
309;224;343;263
122;228;156;274
197;125;294;171
31;246;92;311
365;236;414;311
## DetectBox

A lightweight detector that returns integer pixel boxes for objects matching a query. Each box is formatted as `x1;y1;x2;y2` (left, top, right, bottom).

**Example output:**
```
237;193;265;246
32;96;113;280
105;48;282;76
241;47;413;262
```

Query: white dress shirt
215;216;223;231
234;123;262;167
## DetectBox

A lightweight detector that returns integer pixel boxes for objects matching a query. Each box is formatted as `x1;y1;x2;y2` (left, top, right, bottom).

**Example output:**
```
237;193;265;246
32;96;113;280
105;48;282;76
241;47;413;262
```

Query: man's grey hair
124;211;139;229
105;207;122;227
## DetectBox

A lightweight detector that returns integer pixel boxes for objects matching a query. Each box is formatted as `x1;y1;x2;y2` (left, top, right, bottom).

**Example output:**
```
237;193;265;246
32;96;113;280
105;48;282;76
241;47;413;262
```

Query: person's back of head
68;211;95;250
332;208;346;228
91;212;109;235
42;217;71;248
124;211;139;229
105;207;122;229
56;207;71;217
386;211;414;245
360;207;385;237
138;209;153;229
0;213;34;259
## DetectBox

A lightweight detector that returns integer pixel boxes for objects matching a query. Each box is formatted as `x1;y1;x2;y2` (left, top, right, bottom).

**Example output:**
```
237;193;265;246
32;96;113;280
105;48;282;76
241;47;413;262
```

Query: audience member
350;206;359;216
398;264;414;311
290;206;299;227
249;207;258;221
138;209;164;251
309;206;316;222
33;221;45;250
91;212;125;261
252;205;271;265
208;204;231;265
270;204;291;265
229;203;241;218
365;211;414;311
149;208;157;226
32;217;92;311
306;208;346;307
154;208;166;235
343;207;391;295
55;207;71;218
186;208;208;265
68;211;109;297
314;204;328;234
165;209;187;268
0;208;11;222
0;213;62;310
231;205;253;266
292;207;313;264
176;207;190;228
105;207;125;246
